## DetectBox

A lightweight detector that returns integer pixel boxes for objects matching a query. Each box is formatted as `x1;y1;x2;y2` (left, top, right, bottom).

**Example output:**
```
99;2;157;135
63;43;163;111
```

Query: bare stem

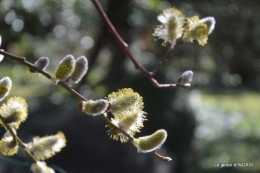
153;151;172;162
151;39;185;76
91;0;178;89
151;46;174;76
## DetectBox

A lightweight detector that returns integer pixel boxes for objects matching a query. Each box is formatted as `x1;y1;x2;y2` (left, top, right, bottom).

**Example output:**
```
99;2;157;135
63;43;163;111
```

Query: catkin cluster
0;76;66;172
80;88;168;154
0;3;217;166
51;55;88;85
153;6;215;47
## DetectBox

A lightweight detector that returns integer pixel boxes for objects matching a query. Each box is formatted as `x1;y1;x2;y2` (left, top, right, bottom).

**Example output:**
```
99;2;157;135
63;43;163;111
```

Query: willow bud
34;57;50;71
0;77;12;101
51;55;75;84
67;56;88;85
177;70;193;87
132;129;167;153
81;99;109;116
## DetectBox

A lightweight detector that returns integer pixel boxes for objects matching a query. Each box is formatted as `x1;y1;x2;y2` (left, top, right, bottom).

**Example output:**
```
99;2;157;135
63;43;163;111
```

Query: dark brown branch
151;46;174;76
151;39;184;76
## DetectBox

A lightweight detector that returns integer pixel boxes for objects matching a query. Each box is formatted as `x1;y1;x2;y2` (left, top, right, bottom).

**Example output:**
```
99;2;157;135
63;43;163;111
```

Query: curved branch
0;49;134;152
91;0;178;89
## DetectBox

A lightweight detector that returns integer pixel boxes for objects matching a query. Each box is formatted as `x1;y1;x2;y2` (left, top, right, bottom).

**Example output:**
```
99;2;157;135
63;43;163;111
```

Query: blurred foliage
0;0;260;173
190;91;260;172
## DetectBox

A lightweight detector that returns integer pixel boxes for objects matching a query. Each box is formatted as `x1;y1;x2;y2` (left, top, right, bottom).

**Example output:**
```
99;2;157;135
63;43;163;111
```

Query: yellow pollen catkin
52;55;75;83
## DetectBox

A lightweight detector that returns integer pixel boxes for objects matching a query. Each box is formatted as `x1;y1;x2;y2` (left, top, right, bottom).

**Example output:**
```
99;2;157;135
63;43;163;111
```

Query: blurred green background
0;0;260;173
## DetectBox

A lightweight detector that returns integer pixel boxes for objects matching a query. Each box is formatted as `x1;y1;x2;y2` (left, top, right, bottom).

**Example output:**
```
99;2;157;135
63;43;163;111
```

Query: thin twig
151;39;184;76
151;46;174;76
153;151;172;162
91;0;177;89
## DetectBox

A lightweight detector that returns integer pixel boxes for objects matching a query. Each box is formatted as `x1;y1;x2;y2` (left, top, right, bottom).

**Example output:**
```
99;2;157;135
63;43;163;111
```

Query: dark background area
0;0;260;173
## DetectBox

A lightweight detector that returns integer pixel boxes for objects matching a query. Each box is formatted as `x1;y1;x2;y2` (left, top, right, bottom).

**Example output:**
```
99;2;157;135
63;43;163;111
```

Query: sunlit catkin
109;111;146;143
182;16;215;46
67;56;88;85
132;129;167;153
0;96;28;129
31;161;55;173
51;54;75;84
0;77;12;101
26;131;66;160
107;88;144;119
0;130;19;156
153;7;185;47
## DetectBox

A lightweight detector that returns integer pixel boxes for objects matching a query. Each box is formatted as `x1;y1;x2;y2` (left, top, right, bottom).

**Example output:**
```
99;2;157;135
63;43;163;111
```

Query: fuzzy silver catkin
67;56;88;85
177;70;193;85
83;99;109;116
0;77;12;101
34;57;50;71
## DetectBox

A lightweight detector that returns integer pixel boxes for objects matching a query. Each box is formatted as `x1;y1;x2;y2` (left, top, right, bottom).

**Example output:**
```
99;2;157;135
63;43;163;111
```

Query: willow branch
0;49;134;146
91;0;178;89
0;50;86;101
